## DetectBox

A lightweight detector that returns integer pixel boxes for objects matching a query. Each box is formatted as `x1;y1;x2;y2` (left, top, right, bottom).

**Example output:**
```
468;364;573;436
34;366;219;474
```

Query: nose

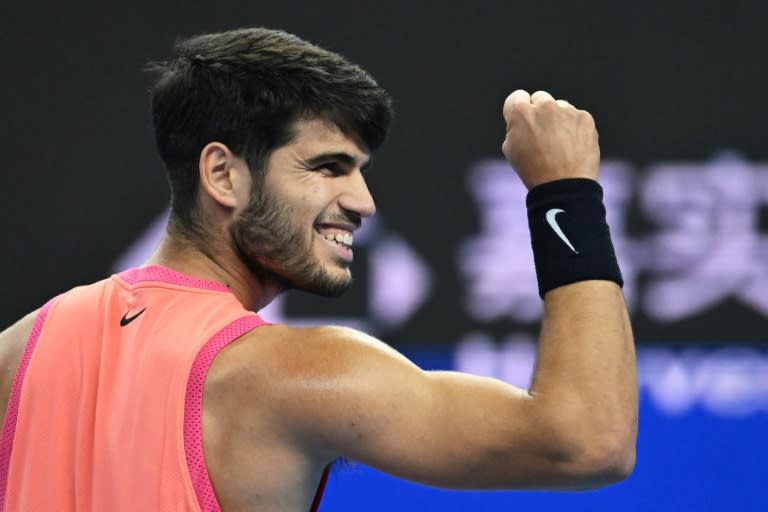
339;170;376;218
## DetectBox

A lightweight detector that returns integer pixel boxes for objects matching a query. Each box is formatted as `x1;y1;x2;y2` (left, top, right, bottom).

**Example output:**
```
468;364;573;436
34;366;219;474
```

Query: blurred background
2;1;766;509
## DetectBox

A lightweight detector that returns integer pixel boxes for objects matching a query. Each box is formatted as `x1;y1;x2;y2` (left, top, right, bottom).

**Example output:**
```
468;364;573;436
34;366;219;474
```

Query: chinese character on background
641;152;768;320
459;160;541;322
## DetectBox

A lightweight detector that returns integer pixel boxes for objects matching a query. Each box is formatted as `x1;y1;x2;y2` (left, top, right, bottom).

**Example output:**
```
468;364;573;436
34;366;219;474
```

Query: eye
314;163;346;176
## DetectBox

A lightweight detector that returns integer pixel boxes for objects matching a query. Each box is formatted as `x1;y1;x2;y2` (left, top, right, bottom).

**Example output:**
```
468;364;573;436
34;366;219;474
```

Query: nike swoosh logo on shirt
545;208;579;254
120;308;147;327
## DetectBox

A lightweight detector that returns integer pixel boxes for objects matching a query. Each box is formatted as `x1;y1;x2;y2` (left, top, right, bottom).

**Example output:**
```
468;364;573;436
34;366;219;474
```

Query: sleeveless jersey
0;265;329;511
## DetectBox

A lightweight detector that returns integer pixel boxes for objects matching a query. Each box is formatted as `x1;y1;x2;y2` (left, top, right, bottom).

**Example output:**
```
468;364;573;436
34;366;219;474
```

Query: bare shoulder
208;323;426;455
0;310;39;372
202;324;385;510
0;310;40;421
219;323;416;379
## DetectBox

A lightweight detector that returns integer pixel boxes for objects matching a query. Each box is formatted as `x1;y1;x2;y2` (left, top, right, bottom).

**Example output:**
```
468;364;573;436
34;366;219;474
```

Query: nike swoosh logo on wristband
545;208;579;254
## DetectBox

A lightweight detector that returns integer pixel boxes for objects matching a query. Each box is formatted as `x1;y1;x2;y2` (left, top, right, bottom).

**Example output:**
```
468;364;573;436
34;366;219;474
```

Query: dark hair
147;27;393;236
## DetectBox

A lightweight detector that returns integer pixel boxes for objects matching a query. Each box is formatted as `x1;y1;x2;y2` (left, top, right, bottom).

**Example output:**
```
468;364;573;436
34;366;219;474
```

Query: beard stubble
231;184;353;297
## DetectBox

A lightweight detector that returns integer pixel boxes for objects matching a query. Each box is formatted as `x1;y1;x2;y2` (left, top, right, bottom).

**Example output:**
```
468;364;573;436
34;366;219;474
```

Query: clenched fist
501;90;600;190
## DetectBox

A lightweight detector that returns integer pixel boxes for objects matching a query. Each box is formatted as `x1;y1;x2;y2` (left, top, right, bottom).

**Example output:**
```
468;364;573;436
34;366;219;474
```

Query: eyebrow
304;152;372;171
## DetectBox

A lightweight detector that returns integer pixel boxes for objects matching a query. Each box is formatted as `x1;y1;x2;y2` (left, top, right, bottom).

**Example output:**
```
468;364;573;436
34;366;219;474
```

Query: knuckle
531;90;555;104
539;99;557;109
578;108;594;121
576;109;595;127
512;103;529;115
505;101;529;118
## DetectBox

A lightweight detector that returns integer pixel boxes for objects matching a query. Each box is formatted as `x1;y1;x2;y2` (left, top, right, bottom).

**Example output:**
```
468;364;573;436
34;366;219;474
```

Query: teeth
322;232;353;247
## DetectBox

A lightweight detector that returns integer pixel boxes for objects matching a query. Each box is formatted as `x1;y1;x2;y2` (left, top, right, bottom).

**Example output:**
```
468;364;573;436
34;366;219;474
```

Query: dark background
2;1;766;342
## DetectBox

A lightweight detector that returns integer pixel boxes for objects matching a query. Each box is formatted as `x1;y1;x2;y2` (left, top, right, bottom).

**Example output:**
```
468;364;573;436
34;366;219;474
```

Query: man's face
231;118;375;297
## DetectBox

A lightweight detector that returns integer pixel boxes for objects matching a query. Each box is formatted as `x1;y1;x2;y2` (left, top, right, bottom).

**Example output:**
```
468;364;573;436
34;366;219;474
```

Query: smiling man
226;118;375;304
0;28;637;511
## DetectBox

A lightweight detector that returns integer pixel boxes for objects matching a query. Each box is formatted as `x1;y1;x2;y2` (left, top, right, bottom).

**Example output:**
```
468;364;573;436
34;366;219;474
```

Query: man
0;27;636;511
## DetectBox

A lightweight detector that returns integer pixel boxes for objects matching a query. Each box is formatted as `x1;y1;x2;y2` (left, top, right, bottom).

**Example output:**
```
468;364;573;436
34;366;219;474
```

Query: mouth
315;224;354;262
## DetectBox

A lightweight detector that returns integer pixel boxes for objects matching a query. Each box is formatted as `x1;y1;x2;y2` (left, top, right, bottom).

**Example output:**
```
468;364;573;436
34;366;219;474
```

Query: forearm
530;280;636;469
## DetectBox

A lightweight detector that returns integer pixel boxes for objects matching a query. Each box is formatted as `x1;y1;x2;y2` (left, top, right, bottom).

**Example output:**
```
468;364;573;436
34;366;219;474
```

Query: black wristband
526;178;623;297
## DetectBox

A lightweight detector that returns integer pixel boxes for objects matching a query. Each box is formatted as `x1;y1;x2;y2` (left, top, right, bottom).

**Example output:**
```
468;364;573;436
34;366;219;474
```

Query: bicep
273;327;577;489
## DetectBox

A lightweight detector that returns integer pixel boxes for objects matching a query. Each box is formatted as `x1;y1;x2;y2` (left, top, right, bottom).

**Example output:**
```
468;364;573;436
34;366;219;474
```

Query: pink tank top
0;266;329;511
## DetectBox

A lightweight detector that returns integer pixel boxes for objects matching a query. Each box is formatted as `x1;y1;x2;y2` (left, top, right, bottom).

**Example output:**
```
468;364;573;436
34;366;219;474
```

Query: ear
197;142;250;210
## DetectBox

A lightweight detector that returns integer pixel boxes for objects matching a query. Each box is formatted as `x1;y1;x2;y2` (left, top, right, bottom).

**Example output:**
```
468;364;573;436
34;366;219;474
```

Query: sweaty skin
0;93;636;511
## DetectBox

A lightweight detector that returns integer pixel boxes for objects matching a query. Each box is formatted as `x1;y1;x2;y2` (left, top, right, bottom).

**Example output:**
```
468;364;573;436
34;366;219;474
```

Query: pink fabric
120;264;261;509
0;298;57;511
1;266;325;511
184;315;268;511
119;265;231;292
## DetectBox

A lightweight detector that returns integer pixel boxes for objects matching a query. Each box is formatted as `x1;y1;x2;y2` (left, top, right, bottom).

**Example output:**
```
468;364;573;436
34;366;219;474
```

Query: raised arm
261;90;636;490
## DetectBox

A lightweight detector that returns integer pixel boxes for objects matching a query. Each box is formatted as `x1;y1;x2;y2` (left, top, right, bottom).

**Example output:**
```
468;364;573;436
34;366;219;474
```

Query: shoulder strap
0;297;59;511
184;314;268;512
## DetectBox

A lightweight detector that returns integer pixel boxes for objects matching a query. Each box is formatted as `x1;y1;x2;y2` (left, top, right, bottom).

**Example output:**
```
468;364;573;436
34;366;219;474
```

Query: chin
307;271;353;297
312;282;351;298
276;263;352;298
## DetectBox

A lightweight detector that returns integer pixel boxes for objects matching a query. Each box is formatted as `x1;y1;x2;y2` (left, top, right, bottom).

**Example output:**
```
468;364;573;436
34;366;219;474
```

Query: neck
146;233;283;312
